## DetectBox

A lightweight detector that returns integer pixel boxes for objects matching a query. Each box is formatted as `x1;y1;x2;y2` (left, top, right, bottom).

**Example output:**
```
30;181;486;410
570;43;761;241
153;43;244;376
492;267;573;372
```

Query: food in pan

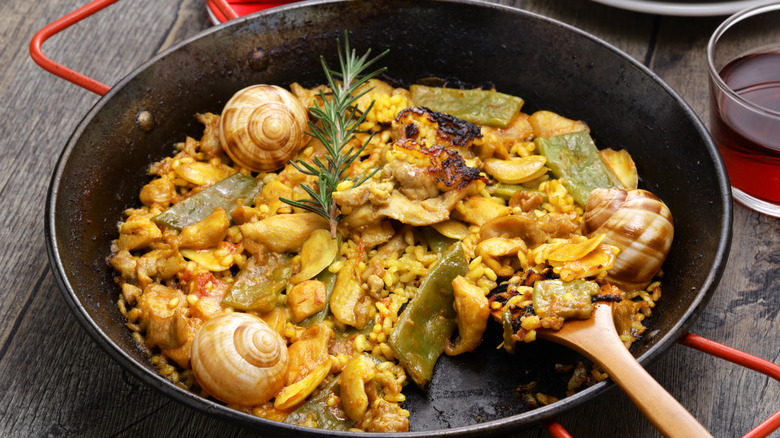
108;39;672;432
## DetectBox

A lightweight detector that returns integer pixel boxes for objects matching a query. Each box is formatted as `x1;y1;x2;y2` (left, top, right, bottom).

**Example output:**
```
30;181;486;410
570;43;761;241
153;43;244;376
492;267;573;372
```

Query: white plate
591;0;775;16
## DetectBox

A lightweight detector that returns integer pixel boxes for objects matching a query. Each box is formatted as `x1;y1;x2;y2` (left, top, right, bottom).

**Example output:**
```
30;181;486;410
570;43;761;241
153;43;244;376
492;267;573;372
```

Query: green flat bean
532;279;599;320
153;173;262;229
410;85;524;128
222;256;292;312
283;376;353;430
300;269;338;327
535;131;623;206
388;242;468;388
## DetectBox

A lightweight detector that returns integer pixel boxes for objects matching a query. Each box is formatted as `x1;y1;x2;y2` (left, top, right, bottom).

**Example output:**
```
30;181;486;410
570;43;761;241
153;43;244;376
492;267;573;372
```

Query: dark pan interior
45;0;732;436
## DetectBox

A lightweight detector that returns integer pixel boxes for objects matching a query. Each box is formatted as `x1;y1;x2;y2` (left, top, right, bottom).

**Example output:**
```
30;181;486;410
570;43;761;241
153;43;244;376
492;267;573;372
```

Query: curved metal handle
210;0;240;21
29;0;120;96
29;0;269;94
544;421;573;438
544;332;780;438
679;333;780;438
208;0;300;23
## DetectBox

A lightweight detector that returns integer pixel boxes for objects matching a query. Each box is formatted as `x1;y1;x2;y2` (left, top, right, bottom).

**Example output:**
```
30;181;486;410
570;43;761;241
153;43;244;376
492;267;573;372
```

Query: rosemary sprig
281;33;388;238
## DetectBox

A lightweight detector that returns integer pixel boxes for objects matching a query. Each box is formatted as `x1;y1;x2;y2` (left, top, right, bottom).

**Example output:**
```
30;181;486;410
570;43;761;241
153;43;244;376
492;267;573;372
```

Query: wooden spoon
538;302;713;438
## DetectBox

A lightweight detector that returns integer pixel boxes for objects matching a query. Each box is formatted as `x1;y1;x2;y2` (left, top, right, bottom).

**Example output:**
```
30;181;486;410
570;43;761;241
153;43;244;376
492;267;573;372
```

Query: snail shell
582;188;674;291
191;312;289;405
219;84;309;172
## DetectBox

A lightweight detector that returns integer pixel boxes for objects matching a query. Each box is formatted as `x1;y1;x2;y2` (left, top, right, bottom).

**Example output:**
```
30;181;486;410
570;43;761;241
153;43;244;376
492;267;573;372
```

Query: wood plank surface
0;0;776;437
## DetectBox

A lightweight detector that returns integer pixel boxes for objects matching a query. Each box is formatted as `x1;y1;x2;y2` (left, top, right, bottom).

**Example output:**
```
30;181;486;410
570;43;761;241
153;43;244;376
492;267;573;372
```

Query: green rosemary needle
280;34;388;238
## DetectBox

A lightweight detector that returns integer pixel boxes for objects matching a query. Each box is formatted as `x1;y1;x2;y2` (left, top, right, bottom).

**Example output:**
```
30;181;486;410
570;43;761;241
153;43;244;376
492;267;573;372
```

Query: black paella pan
41;0;732;435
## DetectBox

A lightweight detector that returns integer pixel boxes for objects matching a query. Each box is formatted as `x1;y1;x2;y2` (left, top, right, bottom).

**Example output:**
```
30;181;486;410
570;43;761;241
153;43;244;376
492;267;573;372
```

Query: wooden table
1;0;777;436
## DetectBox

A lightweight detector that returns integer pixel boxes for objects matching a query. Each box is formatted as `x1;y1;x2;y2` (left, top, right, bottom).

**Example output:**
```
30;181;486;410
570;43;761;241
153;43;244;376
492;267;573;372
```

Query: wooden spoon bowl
538;303;713;438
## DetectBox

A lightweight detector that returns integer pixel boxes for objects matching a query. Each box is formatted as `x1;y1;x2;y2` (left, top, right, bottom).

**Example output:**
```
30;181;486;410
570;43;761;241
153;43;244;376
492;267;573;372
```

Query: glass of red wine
708;2;780;218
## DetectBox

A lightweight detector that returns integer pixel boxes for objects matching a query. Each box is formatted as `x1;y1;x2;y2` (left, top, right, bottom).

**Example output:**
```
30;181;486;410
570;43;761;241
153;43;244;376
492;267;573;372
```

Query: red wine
709;50;780;204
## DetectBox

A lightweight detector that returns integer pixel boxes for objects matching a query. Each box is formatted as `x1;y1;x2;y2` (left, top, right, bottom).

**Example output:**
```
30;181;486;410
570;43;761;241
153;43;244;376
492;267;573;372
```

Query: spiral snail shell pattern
191;312;289;405
219;84;309;172
582;188;674;291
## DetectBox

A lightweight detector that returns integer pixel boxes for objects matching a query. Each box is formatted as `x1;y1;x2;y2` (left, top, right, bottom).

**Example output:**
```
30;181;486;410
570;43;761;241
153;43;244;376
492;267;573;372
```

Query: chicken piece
342;176;480;228
354;220;396;248
121;283;142;306
378;191;451;226
184;272;229;320
258;178;293;215
386;160;440;200
453;196;510;226
332;181;394;208
139;178;176;208
479;112;533;159
286;323;333;385
330;261;367;328
509;190;545;212
118;210;162;251
390;138;487;191
173;162;233;187
240;213;329;253
136;283;187;349
287;280;327;323
362;229;408;281
528;110;589;139
445;276;490;356
339;355;377;422
536;213;580;239
109;249;137;280
135;247;185;288
377;185;481;227
195;112;222;160
340;116;489;228
161;317;203;369
259;306;288;335
178;207;230;250
475;237;528;278
290;82;329;111
479;214;549;249
360;399;409;432
393;106;482;149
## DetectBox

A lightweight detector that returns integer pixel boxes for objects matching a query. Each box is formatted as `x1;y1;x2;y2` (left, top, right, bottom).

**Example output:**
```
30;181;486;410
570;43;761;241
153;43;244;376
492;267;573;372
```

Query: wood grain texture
0;0;776;437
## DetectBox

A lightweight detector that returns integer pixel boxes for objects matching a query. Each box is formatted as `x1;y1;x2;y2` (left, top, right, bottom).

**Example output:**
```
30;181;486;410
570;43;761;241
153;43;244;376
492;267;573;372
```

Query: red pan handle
545;332;780;438
678;333;780;438
29;0;120;96
208;0;297;23
210;0;239;21
29;0;272;94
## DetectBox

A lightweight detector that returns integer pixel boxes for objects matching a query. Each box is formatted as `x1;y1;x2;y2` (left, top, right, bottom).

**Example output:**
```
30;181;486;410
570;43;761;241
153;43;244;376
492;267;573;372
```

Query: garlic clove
173;161;232;186
431;219;470;240
484;155;548;184
274;360;331;410
290;229;338;284
547;234;605;262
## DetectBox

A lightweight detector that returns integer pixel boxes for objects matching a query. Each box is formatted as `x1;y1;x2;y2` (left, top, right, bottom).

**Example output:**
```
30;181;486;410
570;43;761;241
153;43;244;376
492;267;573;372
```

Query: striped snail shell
582;188;674;291
219;84;309;172
191;312;289;405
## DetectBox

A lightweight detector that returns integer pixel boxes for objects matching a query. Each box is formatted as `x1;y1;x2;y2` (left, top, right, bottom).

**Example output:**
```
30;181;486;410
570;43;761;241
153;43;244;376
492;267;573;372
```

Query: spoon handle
547;304;713;438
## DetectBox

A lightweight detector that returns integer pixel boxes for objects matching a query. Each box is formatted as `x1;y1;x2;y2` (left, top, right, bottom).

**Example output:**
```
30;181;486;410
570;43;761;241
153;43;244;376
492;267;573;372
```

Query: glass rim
707;1;780;118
